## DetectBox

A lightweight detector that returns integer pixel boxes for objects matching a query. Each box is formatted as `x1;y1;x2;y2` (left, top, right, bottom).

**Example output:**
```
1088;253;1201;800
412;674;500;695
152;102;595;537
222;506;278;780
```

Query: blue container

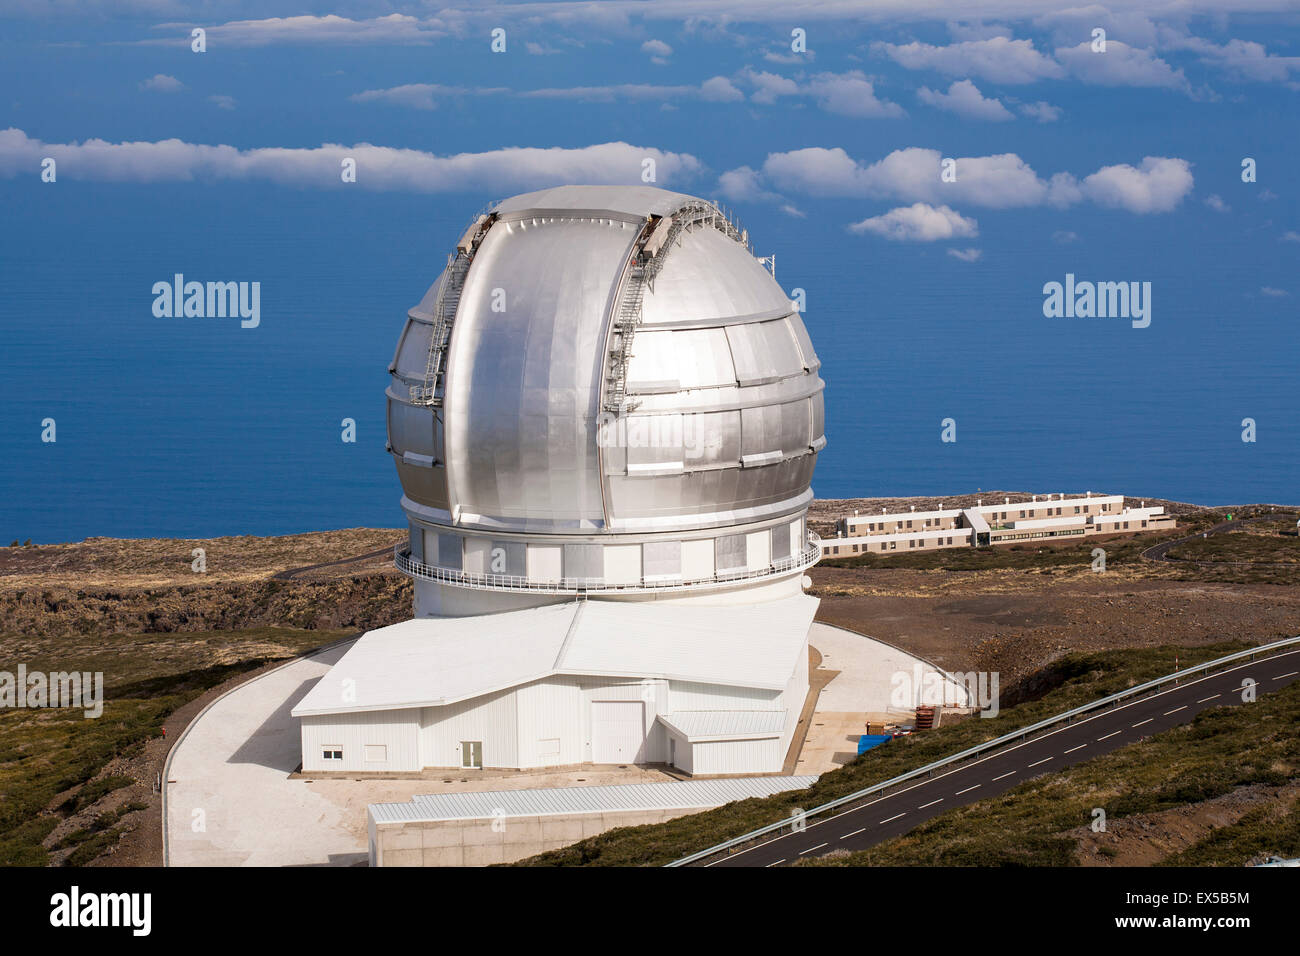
857;734;892;755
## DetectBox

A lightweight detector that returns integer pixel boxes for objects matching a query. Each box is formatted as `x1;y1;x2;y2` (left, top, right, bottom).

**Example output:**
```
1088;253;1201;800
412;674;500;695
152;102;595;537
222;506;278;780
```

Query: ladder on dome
409;211;496;407
603;202;750;414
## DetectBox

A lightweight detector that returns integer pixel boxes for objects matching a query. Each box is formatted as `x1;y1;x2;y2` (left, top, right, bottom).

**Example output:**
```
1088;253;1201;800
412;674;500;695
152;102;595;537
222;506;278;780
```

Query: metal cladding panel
393;458;450;511
387;394;441;460
725;320;805;386
493;185;696;219
740;399;811;458
639;225;792;327
683;410;741;468
445;216;640;530
626;327;736;390
407;269;448;322
393;317;434;379
605;455;815;521
786;313;821;371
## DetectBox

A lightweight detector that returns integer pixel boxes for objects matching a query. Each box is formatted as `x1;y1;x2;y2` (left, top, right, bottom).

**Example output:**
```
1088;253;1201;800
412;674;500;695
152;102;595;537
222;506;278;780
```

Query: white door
591;701;645;764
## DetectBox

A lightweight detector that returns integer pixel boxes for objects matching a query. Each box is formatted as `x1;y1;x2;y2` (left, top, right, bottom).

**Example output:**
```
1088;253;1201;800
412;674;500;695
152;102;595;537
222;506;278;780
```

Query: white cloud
805;71;905;118
917;79;1013;121
872;36;1065;84
1161;34;1300;83
642;38;673;57
848;203;978;242
700;75;745;102
526;41;564;55
1260;286;1289;297
947;247;982;261
717;165;778;202
741;68;801;104
350;83;465;110
1056;40;1190;92
734;146;1193;215
145;15;446;47
1018;100;1061;122
1052;230;1079;243
1204;194;1230;213
1281;231;1300;242
760;146;1057;208
1077;157;1194;213
0;128;702;193
764;49;815;64
350;79;740;108
779;203;807;218
140;74;184;92
208;94;237;111
737;68;903;116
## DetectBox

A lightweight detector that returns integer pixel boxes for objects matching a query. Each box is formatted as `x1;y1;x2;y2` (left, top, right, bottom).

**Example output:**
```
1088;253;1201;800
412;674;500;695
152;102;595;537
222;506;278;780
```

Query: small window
322;748;342;760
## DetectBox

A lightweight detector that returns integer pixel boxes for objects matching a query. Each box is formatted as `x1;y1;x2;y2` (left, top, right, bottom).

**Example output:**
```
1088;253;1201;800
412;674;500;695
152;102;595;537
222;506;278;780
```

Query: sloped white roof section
291;604;576;717
558;596;815;690
658;711;787;740
292;593;817;718
369;775;818;824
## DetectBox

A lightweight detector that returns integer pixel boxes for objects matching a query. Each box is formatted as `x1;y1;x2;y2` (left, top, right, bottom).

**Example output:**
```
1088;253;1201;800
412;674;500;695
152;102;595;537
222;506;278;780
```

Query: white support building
823;493;1176;558
294;597;814;775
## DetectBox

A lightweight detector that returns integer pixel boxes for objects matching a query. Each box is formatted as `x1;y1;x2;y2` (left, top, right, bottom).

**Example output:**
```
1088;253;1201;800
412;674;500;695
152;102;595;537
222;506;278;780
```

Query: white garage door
591;701;646;764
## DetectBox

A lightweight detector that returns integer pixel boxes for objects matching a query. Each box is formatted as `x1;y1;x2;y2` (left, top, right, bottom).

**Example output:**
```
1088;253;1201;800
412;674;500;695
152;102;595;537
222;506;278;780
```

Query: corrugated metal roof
368;775;818;824
292;593;817;718
657;711;786;740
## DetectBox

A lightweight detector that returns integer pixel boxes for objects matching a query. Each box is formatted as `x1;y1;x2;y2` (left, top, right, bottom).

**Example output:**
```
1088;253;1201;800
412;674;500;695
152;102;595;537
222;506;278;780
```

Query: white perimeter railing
393;531;821;596
667;635;1300;866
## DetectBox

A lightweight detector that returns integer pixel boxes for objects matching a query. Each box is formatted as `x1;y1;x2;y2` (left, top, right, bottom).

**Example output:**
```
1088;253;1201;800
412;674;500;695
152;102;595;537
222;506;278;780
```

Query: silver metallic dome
387;185;825;539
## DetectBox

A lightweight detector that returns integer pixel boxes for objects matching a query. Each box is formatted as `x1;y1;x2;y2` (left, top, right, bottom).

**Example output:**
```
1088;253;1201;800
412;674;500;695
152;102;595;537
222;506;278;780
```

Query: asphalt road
1141;514;1291;565
707;647;1300;867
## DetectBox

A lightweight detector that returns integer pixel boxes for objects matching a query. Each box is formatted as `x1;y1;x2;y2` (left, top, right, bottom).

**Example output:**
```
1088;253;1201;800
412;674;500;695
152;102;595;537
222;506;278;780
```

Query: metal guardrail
667;635;1300;867
394;531;821;595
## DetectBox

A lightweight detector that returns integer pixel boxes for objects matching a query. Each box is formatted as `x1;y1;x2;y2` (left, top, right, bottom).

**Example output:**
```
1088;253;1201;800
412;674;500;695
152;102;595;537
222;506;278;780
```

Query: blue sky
1;2;1298;541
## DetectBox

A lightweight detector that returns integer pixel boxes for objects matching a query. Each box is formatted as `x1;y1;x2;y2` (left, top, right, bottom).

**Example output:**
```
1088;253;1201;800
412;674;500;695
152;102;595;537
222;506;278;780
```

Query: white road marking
1063;744;1086;754
798;843;827;855
992;771;1016;781
1163;706;1187;716
918;799;944;809
1197;695;1220;703
955;785;981;796
879;813;906;824
1028;757;1052;768
765;859;785;867
1097;731;1122;741
1272;671;1298;680
1132;718;1153;728
841;828;865;839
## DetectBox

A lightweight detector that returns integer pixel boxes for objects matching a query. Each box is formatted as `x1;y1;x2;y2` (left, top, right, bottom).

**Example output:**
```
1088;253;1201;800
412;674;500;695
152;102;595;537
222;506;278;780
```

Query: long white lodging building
293;186;826;777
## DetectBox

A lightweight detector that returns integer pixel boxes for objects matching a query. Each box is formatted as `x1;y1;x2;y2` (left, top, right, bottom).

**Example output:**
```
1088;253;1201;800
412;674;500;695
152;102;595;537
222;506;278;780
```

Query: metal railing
666;635;1300;866
394;531;821;595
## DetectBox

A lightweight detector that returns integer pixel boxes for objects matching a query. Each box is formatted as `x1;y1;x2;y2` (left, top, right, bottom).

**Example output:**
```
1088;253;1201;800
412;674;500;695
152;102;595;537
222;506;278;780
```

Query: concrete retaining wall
370;808;697;866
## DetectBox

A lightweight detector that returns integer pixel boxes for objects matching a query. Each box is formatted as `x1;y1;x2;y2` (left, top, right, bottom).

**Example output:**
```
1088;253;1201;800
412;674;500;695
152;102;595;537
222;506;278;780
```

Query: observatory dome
387;185;825;609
